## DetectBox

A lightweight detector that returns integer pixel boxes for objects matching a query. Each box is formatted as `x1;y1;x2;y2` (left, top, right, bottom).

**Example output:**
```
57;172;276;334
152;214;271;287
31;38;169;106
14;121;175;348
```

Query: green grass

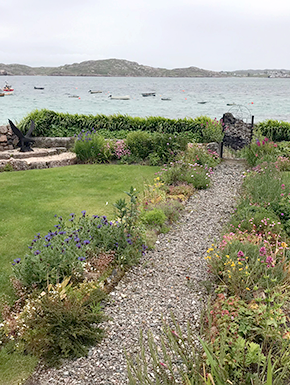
0;163;159;385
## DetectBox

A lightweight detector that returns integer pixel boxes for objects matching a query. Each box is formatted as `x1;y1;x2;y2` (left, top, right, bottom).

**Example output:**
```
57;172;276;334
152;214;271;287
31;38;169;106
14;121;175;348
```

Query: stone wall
0;124;75;151
0;125;17;151
222;112;253;151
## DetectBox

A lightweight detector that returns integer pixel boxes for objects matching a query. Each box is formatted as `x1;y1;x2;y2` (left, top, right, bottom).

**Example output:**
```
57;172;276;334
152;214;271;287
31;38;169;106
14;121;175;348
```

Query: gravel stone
26;160;245;385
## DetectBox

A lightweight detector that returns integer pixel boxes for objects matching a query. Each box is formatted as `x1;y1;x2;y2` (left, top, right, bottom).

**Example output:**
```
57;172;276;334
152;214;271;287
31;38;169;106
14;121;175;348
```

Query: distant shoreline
1;59;289;78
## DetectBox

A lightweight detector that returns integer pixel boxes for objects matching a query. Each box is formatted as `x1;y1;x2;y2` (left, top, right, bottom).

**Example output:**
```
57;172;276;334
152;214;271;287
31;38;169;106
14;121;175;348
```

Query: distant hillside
0;59;224;77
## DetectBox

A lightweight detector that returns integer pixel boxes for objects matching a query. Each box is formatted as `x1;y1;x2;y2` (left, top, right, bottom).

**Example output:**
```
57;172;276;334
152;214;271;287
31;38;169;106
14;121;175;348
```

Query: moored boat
88;90;102;94
3;83;14;92
109;95;130;100
142;92;156;97
34;86;44;90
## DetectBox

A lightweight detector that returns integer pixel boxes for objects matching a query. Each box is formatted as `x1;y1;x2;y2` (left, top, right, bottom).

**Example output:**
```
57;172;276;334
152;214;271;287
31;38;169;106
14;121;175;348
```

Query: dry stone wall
0;125;18;151
0;124;75;151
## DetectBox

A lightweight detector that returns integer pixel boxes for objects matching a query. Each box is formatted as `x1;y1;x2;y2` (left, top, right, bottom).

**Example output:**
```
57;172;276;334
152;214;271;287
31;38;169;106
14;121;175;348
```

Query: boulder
222;113;253;151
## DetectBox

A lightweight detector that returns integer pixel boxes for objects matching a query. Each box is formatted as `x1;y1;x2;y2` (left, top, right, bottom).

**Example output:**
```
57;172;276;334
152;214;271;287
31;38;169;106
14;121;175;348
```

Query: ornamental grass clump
73;130;112;163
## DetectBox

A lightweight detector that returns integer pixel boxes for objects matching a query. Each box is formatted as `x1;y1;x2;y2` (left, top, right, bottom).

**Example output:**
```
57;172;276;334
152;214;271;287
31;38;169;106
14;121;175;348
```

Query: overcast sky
1;0;289;71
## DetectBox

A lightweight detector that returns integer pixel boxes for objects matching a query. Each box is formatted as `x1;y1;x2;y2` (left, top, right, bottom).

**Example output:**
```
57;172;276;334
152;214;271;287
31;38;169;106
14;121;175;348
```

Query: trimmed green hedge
18;109;223;143
255;119;290;142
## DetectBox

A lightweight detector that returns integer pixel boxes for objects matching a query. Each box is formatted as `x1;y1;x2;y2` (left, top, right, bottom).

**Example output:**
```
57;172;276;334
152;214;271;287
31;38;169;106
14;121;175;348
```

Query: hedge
18;109;223;143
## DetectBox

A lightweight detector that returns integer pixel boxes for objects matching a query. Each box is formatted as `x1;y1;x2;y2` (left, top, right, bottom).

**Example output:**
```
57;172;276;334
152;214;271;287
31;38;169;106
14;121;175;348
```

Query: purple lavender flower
34;250;41;255
78;256;86;262
83;240;90;245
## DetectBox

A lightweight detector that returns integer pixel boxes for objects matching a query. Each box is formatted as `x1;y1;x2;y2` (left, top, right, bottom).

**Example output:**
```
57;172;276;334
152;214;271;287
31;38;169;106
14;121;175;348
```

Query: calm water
1;76;290;126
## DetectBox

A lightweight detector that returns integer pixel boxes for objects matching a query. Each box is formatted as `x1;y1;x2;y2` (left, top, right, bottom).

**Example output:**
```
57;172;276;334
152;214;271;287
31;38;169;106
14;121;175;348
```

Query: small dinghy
109;95;130;100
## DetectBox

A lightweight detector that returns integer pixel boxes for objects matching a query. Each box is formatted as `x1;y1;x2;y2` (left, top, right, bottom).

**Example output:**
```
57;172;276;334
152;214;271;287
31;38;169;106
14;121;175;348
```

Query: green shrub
15;279;107;366
241;138;279;167
126;131;154;159
159;160;211;189
255;119;290;142
201;116;224;143
186;144;220;168
140;208;167;227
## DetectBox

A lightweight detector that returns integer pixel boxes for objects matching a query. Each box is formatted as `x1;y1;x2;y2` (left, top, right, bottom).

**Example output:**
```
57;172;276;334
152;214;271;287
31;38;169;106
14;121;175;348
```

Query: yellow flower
239;268;243;271
226;255;230;258
246;287;250;291
238;262;242;265
207;248;214;252
231;262;235;267
228;275;231;278
281;242;288;248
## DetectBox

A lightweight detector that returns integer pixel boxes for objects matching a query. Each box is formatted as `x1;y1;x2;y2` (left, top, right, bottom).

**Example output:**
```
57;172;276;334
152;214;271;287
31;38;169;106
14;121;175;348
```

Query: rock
222;112;253;150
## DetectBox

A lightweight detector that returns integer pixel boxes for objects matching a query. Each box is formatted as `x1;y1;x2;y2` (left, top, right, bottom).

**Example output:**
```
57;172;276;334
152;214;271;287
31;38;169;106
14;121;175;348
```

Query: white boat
109;95;130;100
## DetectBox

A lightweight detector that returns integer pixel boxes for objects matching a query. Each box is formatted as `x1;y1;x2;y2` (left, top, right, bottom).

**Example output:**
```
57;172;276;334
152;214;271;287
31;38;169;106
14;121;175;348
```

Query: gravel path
27;160;245;385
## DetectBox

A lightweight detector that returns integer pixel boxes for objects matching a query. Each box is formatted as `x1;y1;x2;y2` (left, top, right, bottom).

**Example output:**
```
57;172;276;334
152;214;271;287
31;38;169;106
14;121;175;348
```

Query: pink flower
266;255;274;267
237;250;244;258
259;246;267;256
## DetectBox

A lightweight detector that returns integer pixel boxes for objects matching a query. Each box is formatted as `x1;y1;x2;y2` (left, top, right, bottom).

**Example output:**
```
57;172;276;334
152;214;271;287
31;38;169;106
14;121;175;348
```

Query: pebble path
27;160;245;385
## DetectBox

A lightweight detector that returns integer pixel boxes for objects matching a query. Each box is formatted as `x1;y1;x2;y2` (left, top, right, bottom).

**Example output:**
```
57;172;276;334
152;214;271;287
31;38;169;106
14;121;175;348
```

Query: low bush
241;137;279;167
2;278;107;366
140;208;167;228
159;160;212;189
126;131;154;160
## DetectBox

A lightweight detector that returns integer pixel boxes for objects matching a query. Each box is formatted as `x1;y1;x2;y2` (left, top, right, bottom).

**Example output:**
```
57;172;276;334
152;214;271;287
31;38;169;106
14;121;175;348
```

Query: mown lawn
0;163;159;385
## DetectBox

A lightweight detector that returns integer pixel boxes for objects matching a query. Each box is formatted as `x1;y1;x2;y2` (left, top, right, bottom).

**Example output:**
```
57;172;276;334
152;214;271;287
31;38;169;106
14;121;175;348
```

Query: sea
1;76;290;126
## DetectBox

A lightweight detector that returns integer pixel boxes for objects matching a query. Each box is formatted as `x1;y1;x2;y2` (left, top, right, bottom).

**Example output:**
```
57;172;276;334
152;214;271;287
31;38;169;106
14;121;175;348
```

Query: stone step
0;147;68;160
0;151;77;171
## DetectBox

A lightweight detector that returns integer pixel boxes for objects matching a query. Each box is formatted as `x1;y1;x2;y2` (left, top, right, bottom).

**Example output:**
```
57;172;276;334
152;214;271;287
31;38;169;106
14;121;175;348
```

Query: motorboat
0;92;4;97
161;98;171;101
3;83;14;92
142;92;156;97
88;90;102;94
198;101;207;104
109;95;130;100
34;86;44;90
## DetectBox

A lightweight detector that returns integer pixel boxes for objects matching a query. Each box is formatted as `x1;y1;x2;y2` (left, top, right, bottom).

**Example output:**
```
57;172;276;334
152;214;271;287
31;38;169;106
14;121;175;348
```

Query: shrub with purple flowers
13;199;146;290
